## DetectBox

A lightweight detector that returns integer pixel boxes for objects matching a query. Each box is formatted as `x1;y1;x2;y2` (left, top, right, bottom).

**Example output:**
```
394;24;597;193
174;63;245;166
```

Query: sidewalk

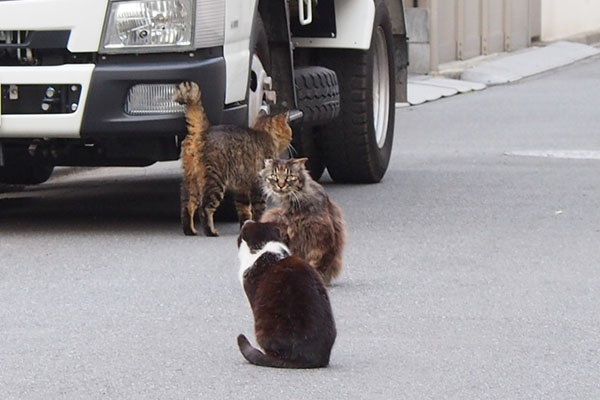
402;41;600;107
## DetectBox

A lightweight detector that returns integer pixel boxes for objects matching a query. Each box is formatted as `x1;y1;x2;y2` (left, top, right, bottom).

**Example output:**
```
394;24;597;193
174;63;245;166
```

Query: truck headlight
101;0;194;53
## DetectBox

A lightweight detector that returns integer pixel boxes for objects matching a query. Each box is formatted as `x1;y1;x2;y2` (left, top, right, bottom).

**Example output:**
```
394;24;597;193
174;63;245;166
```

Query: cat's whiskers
264;187;281;206
287;144;298;158
289;189;302;209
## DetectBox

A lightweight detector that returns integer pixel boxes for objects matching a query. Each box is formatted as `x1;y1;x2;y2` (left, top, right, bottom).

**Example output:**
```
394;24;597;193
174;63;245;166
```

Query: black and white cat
237;220;336;369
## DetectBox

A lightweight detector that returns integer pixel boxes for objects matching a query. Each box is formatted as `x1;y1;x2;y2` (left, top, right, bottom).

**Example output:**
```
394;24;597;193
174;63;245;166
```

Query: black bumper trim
81;54;227;138
0;30;71;50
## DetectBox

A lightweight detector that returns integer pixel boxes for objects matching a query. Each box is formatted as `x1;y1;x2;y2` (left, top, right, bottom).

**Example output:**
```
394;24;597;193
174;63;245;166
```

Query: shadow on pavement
0;170;240;234
0;175;181;233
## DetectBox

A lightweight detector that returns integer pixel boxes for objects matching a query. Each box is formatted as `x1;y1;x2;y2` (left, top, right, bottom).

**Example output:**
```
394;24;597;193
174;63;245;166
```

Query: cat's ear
292;157;308;167
263;158;274;169
251;110;268;130
275;111;289;124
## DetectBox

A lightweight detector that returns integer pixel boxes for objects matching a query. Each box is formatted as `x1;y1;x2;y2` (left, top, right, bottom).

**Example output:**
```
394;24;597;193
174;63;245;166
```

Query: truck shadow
0;169;242;234
0;173;182;234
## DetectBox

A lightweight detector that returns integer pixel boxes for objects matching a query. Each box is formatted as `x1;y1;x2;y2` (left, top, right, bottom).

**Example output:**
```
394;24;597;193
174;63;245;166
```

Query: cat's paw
182;218;198;236
204;227;220;237
181;206;199;236
174;82;201;105
183;225;198;236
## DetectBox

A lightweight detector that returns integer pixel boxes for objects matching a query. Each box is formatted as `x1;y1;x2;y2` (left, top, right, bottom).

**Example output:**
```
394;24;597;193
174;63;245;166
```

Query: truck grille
0;30;92;66
0;30;29;46
0;31;33;65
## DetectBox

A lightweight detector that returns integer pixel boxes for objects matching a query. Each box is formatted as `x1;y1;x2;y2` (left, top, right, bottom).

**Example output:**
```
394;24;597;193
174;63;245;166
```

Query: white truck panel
223;0;257;104
0;65;94;138
293;0;375;50
0;0;108;53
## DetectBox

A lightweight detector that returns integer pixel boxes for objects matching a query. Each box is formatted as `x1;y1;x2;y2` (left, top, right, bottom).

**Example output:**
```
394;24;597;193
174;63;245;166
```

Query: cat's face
261;158;307;197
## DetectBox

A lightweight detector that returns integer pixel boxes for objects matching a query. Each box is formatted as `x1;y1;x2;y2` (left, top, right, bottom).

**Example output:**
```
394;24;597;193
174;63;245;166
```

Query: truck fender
293;0;375;50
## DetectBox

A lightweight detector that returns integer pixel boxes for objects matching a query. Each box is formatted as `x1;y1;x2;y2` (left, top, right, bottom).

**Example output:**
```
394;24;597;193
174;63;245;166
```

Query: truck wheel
318;0;395;183
291;126;326;180
293;66;340;180
0;147;54;185
294;66;340;126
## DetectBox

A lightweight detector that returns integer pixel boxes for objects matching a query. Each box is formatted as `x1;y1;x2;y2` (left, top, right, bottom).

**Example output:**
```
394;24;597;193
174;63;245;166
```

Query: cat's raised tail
237;334;324;369
174;81;210;236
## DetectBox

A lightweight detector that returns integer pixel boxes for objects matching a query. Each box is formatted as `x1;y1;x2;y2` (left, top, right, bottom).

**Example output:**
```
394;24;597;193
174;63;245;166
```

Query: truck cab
0;0;408;184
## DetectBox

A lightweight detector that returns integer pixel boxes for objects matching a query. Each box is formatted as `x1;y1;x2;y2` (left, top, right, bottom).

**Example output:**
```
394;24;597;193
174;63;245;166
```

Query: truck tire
0;147;54;185
294;66;340;126
318;0;396;183
293;66;340;180
291;126;326;180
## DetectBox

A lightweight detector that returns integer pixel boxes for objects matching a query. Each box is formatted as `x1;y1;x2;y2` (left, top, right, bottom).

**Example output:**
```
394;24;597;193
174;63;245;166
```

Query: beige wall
405;0;539;72
541;0;600;41
404;0;600;72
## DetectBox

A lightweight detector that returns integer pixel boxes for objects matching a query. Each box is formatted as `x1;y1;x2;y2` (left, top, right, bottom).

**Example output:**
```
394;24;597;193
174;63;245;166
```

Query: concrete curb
401;40;600;107
405;76;485;106
461;41;600;85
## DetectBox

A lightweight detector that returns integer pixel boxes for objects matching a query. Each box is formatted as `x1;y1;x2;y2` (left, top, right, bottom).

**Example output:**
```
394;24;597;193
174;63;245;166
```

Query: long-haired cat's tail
174;81;210;235
173;82;209;129
237;334;325;369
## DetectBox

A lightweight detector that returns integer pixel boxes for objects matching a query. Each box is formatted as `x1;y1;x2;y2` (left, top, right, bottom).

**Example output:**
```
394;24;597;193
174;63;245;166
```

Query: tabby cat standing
174;81;292;237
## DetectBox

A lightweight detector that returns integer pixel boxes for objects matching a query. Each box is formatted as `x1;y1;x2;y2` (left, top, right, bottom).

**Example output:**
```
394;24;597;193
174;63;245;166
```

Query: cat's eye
286;176;298;182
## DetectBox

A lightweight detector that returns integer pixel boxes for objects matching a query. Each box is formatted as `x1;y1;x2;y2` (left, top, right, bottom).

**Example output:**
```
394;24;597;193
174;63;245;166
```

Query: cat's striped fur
174;82;292;236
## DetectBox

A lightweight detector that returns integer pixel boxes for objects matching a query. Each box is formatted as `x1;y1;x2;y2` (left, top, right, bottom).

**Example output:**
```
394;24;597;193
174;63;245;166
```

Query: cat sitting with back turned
237;220;336;368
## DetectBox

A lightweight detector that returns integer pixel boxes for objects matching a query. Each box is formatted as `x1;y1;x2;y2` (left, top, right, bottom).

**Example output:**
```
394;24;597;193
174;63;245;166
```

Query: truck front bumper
0;52;227;139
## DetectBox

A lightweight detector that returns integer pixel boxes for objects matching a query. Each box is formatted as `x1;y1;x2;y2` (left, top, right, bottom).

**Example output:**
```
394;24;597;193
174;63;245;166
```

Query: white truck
0;0;408;184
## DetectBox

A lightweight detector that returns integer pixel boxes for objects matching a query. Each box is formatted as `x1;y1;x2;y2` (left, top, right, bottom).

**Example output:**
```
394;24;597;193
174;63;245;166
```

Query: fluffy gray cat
260;158;346;285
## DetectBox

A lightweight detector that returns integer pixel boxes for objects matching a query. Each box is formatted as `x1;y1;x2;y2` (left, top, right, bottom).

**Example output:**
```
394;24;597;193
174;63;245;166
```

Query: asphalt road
2;56;600;399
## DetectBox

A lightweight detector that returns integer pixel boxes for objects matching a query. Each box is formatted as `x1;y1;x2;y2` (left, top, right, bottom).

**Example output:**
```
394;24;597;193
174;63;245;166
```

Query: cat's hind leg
200;174;226;237
306;249;331;283
234;192;253;227
306;229;340;285
180;180;200;236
